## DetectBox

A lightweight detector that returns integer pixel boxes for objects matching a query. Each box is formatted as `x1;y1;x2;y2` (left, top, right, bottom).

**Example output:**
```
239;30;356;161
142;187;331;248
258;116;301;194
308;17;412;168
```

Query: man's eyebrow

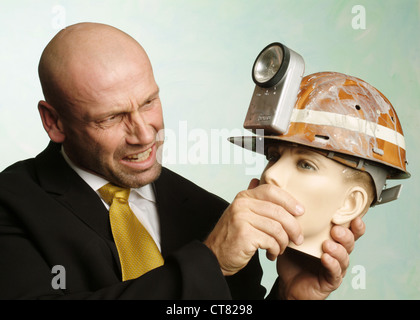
92;105;128;120
140;87;160;105
91;87;161;121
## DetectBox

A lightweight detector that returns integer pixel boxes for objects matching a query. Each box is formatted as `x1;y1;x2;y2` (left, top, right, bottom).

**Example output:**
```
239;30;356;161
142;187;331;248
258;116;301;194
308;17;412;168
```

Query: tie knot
98;183;131;205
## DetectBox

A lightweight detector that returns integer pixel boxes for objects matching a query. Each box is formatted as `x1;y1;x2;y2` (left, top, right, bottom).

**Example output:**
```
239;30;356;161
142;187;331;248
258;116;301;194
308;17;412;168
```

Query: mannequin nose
261;159;289;188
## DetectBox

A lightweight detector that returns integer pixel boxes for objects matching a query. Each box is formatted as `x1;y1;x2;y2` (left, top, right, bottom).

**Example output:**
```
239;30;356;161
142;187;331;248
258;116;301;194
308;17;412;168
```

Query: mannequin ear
38;100;66;143
332;186;368;227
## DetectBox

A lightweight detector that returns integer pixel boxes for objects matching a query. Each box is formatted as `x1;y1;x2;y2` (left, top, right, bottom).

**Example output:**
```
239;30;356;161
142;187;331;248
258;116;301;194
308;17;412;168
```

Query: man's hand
276;218;366;300
204;178;304;276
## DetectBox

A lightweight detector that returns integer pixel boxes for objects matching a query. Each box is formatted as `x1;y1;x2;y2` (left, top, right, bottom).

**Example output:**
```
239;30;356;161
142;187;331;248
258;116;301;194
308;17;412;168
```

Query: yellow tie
98;183;164;281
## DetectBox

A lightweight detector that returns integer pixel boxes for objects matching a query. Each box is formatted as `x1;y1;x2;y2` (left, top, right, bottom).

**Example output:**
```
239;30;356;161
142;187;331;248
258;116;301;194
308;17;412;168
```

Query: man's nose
125;112;155;145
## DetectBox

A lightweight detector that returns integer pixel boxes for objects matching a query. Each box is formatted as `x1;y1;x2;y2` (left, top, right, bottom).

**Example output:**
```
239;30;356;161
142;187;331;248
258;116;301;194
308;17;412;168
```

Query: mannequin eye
297;160;317;171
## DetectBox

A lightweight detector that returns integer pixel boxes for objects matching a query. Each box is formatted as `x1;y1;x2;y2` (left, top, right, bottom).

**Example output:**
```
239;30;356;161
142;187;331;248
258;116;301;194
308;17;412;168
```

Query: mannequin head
230;71;410;258
259;142;375;258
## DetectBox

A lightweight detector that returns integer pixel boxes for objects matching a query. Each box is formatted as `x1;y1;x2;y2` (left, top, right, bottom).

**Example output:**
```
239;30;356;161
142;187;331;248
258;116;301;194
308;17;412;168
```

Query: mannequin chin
287;223;333;258
260;143;372;259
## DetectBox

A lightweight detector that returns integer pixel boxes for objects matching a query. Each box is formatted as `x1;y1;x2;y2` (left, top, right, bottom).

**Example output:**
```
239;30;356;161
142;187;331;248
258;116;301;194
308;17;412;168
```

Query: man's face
61;55;164;188
260;143;352;238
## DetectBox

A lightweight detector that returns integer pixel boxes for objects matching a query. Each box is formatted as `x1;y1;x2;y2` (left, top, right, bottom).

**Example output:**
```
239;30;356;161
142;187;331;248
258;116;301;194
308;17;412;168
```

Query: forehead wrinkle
88;86;161;121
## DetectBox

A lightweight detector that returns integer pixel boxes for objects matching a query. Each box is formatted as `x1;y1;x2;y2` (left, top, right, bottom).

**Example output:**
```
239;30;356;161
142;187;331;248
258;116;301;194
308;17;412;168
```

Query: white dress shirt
61;148;161;251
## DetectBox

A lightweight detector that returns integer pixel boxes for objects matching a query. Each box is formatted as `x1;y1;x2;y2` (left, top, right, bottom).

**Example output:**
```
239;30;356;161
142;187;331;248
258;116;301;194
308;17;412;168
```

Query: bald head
37;23;163;187
38;22;152;117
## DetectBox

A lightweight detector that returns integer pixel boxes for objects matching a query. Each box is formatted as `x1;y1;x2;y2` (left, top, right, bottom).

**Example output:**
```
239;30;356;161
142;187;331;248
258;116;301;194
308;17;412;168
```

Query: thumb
247;178;260;190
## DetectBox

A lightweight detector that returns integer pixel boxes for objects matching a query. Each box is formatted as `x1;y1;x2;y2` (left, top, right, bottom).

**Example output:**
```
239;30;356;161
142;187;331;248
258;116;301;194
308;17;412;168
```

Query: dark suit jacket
0;142;267;299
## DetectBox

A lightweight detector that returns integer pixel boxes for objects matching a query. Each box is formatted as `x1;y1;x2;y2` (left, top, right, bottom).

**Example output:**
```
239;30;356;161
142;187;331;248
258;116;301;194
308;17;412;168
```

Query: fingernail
295;204;305;215
335;227;345;238
328;241;337;251
296;234;304;245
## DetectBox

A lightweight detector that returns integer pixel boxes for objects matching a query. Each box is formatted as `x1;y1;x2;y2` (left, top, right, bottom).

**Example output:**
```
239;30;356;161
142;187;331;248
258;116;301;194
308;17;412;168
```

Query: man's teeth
125;148;152;162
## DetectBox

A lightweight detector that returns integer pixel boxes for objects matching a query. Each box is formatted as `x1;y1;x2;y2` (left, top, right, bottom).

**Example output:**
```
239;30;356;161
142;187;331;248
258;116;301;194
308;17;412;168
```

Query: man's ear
332;186;368;227
38;100;66;143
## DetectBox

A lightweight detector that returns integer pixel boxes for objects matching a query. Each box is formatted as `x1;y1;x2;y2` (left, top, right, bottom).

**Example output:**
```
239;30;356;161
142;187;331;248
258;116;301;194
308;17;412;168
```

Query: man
0;22;363;299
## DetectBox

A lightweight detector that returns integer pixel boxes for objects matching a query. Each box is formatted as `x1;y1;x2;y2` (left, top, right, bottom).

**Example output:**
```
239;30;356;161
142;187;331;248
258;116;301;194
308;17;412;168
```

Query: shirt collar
61;146;156;203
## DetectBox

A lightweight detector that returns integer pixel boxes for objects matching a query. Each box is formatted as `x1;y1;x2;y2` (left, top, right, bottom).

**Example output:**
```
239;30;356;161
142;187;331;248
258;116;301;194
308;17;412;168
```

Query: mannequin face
260;143;365;257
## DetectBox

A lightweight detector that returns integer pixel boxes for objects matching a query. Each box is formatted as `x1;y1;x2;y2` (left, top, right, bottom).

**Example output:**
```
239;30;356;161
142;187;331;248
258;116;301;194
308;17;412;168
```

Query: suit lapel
35;142;113;241
35;144;205;263
153;168;190;258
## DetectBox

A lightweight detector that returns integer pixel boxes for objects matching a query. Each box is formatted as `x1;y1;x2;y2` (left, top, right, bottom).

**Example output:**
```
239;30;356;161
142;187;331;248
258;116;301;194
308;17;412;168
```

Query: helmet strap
325;151;401;206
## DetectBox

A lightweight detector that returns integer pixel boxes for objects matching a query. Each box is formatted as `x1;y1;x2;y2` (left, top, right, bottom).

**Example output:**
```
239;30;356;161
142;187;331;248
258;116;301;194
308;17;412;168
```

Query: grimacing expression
61;66;165;188
260;144;353;238
40;23;165;188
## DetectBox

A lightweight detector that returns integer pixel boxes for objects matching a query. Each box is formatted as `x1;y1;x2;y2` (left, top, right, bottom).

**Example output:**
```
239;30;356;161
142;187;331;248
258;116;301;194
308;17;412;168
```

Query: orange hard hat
230;72;410;204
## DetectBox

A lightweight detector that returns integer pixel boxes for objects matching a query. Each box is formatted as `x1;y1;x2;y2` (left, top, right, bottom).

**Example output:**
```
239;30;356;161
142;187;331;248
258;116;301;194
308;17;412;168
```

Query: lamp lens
254;45;283;83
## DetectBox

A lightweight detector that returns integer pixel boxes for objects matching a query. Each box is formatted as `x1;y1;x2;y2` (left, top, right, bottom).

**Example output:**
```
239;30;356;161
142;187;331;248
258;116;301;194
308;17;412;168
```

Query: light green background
0;0;419;299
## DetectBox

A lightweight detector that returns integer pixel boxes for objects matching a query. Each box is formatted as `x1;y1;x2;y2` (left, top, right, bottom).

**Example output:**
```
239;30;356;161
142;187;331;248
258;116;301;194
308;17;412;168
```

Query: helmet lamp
244;42;305;134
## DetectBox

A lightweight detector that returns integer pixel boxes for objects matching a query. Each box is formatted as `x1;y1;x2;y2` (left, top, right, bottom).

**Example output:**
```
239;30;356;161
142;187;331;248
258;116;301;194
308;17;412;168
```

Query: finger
248;214;291;255
260;233;282;261
247;178;260;190
244;198;303;246
229;204;299;254
331;225;355;254
239;183;305;217
204;210;281;275
320;253;343;291
322;239;349;277
235;219;282;261
349;217;366;241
